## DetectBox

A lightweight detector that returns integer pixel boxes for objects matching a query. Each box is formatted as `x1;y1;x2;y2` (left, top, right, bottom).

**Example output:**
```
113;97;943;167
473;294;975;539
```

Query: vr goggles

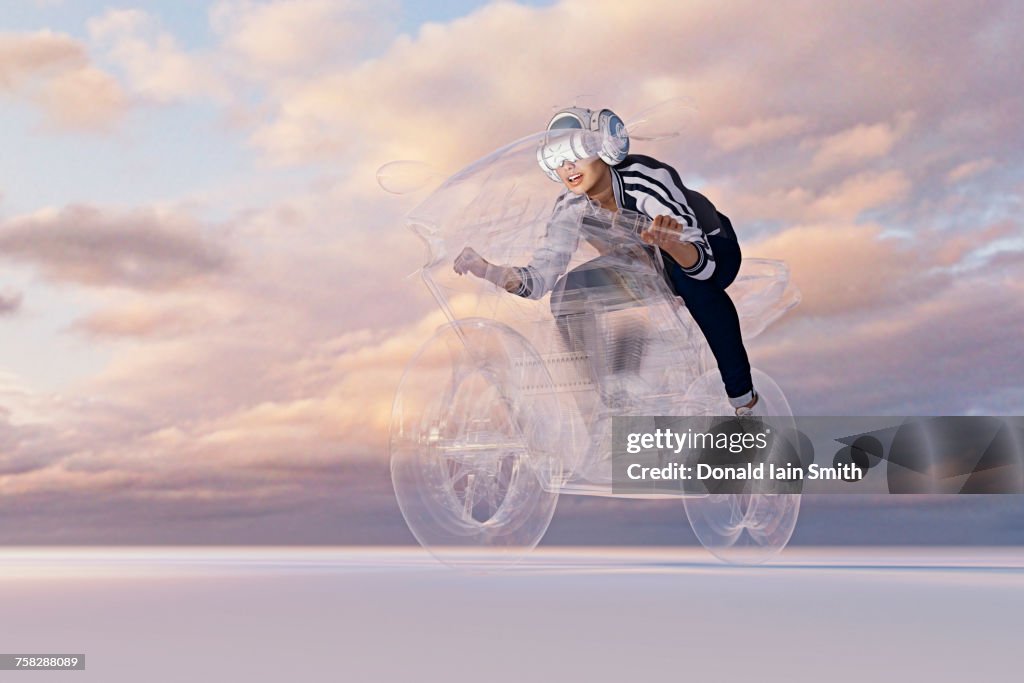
536;107;629;182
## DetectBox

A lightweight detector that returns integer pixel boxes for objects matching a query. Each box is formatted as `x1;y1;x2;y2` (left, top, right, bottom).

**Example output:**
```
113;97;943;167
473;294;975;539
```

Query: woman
454;106;760;416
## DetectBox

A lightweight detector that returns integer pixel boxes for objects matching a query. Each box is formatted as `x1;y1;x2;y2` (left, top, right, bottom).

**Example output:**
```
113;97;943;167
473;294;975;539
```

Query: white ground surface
1;547;1021;682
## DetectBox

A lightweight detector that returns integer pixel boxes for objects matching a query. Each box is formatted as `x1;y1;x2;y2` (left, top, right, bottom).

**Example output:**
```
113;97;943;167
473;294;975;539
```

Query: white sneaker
734;390;761;418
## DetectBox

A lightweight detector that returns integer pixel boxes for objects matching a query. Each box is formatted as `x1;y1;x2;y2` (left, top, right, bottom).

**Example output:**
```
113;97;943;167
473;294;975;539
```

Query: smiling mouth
567;172;583;185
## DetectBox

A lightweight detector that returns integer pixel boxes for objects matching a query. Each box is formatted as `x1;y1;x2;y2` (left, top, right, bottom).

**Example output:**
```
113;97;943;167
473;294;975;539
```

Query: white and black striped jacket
512;154;734;299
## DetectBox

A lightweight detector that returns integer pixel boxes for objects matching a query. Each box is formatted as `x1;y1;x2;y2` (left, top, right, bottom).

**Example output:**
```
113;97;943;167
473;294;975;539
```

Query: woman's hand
453;247;523;292
640;215;683;248
641;214;699;269
453;246;490;277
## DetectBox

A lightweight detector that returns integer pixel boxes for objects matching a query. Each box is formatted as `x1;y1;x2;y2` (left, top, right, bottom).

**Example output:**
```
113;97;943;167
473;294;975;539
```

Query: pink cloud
751;260;1024;415
809;112;915;171
712;115;809;152
0;205;228;290
724;170;912;225
945;158;998;184
87;9;218;102
235;0;1023;171
928;220;1018;267
68;300;214;338
210;0;396;75
0;30;125;129
748;222;935;317
1;30;80;84
0;289;22;315
85;2;399;109
807;170;912;221
0;298;449;509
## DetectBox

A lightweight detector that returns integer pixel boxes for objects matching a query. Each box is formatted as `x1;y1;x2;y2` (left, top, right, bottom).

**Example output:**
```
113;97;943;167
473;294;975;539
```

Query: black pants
664;234;752;401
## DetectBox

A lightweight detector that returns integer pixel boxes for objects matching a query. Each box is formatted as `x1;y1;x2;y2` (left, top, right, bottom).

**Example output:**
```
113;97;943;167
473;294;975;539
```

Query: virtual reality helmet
537;107;630;182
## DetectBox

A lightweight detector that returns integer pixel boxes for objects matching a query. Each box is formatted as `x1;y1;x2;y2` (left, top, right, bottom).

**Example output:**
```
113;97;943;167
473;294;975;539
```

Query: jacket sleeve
509;195;580;300
620;157;717;281
636;191;715;281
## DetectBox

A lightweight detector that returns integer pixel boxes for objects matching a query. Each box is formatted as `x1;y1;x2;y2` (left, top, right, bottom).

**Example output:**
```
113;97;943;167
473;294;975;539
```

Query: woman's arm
617;156;717;280
452;194;580;299
453;247;524;292
641;215;699;268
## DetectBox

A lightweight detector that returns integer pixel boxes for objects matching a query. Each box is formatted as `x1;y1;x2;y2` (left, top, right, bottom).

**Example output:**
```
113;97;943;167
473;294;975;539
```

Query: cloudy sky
1;0;1022;544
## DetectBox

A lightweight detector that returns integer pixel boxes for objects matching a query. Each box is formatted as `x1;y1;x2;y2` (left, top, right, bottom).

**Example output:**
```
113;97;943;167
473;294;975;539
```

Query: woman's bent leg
667;236;753;405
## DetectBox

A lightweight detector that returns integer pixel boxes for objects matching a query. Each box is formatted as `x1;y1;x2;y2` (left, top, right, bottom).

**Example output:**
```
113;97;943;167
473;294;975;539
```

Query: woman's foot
734;390;760;417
